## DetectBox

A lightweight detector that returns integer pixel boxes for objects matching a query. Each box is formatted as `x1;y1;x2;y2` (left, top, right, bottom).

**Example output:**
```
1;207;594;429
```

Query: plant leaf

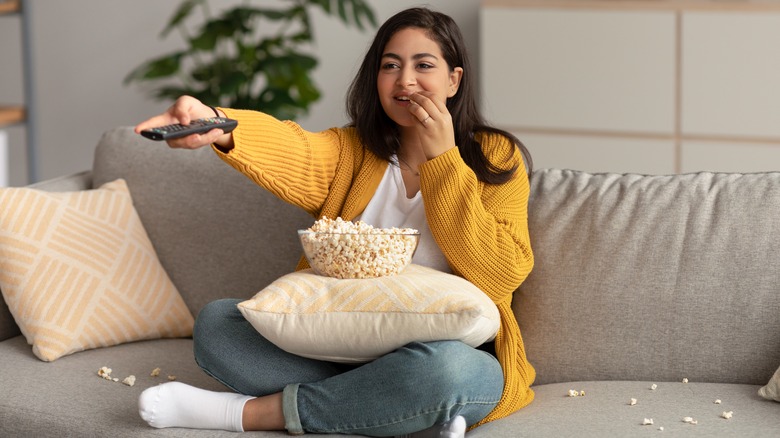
161;0;204;38
124;52;184;84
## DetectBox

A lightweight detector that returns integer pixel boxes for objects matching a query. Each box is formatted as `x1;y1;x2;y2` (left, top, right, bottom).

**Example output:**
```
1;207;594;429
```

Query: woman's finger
166;128;225;150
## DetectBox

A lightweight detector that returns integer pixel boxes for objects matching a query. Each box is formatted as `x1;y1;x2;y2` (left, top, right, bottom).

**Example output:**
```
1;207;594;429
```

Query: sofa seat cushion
468;381;780;437
0;336;364;437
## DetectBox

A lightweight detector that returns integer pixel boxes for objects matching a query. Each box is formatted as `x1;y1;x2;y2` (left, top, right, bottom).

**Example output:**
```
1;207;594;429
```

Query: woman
135;7;534;437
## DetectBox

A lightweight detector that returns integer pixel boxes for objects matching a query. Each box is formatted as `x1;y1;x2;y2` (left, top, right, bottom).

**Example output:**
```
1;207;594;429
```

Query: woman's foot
397;415;468;438
138;381;253;431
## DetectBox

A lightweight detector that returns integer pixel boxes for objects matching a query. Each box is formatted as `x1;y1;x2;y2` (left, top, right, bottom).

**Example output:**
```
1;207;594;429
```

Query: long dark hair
346;7;532;182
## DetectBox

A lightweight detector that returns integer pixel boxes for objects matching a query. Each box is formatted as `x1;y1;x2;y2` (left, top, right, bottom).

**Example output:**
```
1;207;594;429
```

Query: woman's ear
448;67;464;98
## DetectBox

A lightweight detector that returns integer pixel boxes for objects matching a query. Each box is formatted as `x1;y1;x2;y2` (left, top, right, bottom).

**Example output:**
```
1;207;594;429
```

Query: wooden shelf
0;0;20;15
0;106;25;127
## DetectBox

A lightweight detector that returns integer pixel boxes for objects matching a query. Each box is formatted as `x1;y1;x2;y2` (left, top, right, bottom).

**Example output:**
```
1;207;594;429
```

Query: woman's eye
381;62;400;70
417;63;434;70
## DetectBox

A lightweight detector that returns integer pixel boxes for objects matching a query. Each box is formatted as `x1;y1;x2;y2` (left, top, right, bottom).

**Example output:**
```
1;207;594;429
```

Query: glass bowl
298;230;420;279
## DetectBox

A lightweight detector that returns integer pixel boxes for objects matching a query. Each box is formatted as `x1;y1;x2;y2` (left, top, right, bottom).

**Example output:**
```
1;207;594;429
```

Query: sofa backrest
516;168;780;386
91;127;314;317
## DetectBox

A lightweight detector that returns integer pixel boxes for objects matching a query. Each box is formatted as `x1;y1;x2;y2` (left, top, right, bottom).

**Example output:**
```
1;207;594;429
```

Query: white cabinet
481;0;780;174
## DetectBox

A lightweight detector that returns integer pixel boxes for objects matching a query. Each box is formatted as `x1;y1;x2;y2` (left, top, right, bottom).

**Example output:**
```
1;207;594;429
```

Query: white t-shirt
356;159;451;273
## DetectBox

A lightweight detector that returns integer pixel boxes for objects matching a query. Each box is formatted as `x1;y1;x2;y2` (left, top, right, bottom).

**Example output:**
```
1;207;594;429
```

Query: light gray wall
0;0;480;186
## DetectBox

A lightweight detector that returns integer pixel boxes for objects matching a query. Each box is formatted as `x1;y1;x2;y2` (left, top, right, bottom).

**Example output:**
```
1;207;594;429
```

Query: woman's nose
397;68;416;86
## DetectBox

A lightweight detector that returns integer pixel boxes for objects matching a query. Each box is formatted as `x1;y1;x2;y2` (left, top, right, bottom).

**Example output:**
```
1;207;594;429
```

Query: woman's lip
394;97;412;107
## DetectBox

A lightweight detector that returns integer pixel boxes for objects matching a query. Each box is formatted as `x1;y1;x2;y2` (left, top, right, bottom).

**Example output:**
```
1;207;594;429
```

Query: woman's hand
406;91;457;160
134;96;234;150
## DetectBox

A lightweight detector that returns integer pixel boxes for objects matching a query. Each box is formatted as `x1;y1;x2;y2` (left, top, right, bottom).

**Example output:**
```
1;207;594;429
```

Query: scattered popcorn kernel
122;375;136;387
714;399;722;404
567;389;579;397
658;427;664;431
643;418;654;426
721;411;733;419
97;366;113;380
579;390;586;396
682;378;689;383
150;367;161;377
650;384;658;390
629;398;638;406
112;378;119;382
682;417;698;425
167;375;177;381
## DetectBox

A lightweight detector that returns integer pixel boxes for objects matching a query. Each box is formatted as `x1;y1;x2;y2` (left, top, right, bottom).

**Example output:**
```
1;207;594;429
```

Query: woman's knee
193;299;242;359
402;341;504;395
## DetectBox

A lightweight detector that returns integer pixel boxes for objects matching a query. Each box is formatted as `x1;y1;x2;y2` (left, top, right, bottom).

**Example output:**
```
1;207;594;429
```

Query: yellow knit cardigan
215;108;535;426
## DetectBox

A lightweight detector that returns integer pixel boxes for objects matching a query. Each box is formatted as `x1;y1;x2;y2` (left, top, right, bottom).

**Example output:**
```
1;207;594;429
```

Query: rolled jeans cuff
283;383;304;435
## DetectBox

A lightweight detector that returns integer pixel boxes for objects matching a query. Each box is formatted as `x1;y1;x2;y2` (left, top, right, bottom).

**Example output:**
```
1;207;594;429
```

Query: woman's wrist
209;106;234;151
209;106;224;118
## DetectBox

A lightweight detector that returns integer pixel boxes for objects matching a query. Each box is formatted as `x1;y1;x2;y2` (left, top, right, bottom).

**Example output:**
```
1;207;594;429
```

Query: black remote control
140;117;238;141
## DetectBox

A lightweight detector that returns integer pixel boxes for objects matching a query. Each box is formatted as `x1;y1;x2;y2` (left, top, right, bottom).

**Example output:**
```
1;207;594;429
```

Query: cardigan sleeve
419;133;533;304
212;108;345;216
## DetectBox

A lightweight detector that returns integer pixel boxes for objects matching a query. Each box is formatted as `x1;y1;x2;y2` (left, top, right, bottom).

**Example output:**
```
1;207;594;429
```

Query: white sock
138;381;253;431
399;415;468;438
439;415;467;438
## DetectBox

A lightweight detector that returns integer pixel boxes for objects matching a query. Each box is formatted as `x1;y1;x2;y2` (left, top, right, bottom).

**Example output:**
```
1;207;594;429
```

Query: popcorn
658;426;664;431
629;398;638;406
714;399;722;404
150;367;161;377
122;375;136;387
642;418;654;426
167;375;177;381
721;411;733;419
682;417;698;425
567;389;579;397
682;378;689;383
300;217;419;279
650;384;658;390
97;366;113;380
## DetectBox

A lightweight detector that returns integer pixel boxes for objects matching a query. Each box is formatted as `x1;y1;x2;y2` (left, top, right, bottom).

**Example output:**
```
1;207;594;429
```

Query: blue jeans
193;299;504;436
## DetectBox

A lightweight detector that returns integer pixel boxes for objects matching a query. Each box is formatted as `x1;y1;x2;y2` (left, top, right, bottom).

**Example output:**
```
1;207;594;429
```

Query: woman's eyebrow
381;52;439;61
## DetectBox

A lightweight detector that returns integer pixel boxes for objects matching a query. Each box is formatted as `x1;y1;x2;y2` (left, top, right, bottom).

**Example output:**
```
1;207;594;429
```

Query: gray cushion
468;381;780;437
0;335;368;437
90;127;314;316
516;169;780;386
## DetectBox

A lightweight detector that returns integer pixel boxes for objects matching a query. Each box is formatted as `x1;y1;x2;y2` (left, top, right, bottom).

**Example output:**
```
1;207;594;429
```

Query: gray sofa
1;126;779;437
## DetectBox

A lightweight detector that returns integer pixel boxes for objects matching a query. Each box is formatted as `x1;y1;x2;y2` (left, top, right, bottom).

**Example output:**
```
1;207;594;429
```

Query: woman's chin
391;116;418;128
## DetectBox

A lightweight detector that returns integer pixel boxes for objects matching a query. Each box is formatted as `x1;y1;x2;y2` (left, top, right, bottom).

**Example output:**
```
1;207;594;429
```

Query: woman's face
377;27;462;128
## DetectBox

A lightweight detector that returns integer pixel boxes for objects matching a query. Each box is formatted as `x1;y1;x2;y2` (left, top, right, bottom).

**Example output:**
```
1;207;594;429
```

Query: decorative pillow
759;365;780;402
0;179;194;361
237;264;500;363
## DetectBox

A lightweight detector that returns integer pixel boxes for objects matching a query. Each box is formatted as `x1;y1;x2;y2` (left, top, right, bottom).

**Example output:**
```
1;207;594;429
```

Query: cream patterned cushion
237;264;499;363
0;179;194;361
759;365;780;402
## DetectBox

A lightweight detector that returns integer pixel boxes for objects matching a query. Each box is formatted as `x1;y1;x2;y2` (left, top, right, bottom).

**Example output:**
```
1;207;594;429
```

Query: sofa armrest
0;170;93;342
28;170;93;192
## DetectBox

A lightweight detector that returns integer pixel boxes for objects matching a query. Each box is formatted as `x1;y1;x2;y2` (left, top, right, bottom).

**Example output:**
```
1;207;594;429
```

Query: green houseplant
125;0;376;121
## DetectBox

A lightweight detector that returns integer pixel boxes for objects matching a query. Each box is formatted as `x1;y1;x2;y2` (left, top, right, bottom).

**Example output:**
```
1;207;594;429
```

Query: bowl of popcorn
298;217;420;279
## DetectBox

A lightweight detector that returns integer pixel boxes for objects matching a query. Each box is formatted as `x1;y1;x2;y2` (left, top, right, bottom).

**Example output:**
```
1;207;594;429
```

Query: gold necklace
396;155;420;176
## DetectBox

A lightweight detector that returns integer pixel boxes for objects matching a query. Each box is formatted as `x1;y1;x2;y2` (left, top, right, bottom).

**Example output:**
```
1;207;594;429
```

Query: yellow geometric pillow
0;179;194;361
238;264;500;363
